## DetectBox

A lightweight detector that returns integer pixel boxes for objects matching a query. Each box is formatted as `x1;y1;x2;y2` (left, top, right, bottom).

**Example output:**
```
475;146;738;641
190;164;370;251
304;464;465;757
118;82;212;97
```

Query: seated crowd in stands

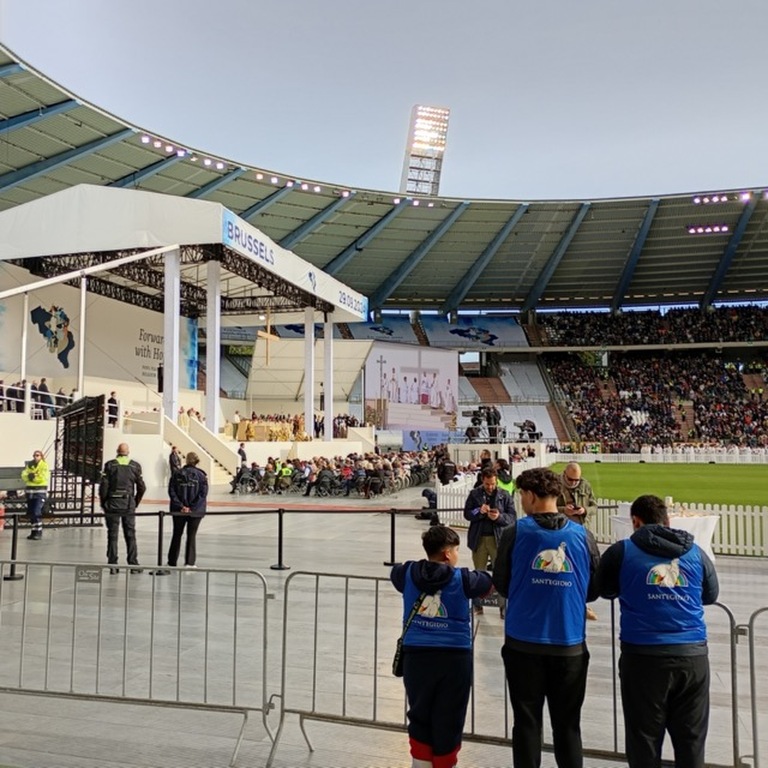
538;305;768;347
546;351;768;453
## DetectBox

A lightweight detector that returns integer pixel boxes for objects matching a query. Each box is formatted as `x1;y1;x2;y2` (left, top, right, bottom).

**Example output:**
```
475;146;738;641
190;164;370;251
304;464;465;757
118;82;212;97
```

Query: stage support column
20;292;28;382
205;259;222;433
77;276;87;396
323;315;333;442
304;307;315;440
162;248;181;419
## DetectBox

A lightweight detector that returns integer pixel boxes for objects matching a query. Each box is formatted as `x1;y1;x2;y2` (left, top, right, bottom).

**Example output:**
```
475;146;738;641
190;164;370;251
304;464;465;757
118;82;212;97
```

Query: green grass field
549;462;768;507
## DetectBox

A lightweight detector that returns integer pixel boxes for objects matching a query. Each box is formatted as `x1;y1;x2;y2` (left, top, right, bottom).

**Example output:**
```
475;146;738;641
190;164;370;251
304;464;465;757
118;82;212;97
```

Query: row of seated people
231;452;435;497
537;306;768;347
545;351;768;452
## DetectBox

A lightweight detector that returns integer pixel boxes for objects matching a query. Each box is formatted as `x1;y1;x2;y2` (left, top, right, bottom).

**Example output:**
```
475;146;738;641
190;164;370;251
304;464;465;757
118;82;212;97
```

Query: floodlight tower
399;105;451;196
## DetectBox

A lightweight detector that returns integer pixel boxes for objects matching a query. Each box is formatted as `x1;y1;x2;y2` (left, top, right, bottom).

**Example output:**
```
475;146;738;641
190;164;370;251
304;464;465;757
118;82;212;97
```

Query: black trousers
403;649;472;759
502;644;589;768
105;512;138;565
620;652;709;768
167;515;203;567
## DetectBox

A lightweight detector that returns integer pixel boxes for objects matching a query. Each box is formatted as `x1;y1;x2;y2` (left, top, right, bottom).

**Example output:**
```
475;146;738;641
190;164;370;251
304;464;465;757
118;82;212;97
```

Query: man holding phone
463;466;516;615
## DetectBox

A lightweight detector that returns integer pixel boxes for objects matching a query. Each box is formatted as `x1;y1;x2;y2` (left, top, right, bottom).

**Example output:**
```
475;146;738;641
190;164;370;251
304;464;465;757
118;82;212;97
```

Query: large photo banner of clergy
364;342;458;431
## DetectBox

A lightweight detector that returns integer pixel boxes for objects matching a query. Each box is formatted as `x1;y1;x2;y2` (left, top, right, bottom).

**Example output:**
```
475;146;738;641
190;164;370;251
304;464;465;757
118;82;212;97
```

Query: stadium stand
458;376;481;404
537;306;768;347
419;315;528;348
545;350;768;452
343;315;419;344
498;360;550;402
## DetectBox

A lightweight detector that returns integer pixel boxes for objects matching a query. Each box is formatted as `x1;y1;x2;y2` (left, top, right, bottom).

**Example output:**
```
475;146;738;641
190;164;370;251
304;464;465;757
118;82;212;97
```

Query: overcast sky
1;0;767;201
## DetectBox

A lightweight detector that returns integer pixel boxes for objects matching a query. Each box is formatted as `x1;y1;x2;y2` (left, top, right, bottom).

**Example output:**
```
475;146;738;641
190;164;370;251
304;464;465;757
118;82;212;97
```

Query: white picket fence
436;479;768;558
549;451;768;465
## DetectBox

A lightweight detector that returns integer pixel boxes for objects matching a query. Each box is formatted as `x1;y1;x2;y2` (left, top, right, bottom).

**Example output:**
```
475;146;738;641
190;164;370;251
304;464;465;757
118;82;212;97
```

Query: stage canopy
0;183;368;325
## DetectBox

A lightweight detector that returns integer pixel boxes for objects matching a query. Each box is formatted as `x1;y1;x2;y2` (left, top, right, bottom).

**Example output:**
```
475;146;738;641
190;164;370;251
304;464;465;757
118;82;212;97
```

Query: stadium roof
2;42;768;315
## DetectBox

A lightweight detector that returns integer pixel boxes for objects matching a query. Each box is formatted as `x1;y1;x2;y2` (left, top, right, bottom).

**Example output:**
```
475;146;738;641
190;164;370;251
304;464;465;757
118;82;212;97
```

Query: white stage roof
0;184;368;323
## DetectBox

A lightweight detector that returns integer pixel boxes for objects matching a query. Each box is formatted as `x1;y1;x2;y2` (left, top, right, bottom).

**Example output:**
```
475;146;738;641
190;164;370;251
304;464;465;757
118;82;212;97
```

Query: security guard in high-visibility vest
277;462;293;492
99;443;146;573
21;449;49;540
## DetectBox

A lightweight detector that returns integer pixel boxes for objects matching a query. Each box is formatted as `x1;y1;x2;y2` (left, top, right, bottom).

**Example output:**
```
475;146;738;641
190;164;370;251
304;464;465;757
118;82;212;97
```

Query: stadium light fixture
203;158;212;166
313;185;321;193
140;135;150;144
687;224;729;235
270;176;279;184
256;173;264;180
693;193;733;205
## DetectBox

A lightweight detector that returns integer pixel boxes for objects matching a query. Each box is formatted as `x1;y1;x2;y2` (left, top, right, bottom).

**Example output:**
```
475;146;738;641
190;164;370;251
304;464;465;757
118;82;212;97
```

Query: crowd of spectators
232;449;436;498
539;306;768;347
546;351;768;453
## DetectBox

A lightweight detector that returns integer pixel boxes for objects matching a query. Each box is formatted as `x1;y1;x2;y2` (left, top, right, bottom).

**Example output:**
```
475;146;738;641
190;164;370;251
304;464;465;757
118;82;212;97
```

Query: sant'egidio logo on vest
531;542;573;573
646;558;688;587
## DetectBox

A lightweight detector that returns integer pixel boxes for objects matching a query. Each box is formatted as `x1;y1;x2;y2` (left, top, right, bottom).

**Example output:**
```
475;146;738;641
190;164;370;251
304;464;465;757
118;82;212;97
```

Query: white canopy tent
0;184;369;436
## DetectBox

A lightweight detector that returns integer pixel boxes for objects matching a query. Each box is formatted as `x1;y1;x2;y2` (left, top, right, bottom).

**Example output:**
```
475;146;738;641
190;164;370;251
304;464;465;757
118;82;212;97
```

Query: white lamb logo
420;592;444;618
538;542;567;573
649;558;680;587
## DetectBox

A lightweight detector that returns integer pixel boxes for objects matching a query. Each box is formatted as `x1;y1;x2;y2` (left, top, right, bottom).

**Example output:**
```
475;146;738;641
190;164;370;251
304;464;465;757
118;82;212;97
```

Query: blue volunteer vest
403;566;472;649
619;539;707;646
505;516;591;646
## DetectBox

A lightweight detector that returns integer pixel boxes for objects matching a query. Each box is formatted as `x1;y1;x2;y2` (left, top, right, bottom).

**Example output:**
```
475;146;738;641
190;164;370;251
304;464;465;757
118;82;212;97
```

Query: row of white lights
687;224;729;235
693;192;751;204
393;197;436;207
139;134;354;196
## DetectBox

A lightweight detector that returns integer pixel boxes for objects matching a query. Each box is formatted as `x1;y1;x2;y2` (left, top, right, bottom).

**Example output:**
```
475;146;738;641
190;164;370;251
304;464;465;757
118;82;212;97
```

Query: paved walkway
0;482;764;767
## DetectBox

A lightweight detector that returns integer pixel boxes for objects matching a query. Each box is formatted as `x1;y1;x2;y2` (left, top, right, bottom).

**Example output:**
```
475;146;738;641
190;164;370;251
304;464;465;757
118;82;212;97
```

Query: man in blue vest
597;494;719;768
493;467;599;768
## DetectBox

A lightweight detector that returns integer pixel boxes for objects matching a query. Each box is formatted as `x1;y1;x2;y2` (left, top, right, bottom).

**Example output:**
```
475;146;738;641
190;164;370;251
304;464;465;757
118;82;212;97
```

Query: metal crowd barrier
0;560;765;767
266;571;761;768
0;559;270;767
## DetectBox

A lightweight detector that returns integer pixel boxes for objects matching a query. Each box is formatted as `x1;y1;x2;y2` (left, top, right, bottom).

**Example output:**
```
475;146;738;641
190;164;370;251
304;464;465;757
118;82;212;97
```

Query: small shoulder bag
392;592;426;677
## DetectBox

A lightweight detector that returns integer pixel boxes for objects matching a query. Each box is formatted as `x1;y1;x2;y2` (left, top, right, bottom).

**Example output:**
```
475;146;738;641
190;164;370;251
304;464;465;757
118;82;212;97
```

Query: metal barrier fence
265;571;768;768
1;561;766;767
0;559;270;767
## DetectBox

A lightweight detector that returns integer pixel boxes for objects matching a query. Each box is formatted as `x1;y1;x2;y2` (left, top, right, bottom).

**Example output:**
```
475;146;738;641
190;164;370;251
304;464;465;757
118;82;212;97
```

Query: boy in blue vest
493;467;600;768
597;494;719;768
391;525;492;768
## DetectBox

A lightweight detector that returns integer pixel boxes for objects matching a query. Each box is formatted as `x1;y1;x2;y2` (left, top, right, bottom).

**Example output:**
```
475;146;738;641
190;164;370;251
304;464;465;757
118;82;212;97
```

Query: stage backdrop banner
0;262;195;387
364;342;457;430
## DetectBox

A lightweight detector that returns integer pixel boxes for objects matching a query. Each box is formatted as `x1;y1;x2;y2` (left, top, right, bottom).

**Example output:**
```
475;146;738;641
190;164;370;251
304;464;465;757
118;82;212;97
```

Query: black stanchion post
270;508;290;571
151;510;170;576
4;513;24;581
383;509;399;566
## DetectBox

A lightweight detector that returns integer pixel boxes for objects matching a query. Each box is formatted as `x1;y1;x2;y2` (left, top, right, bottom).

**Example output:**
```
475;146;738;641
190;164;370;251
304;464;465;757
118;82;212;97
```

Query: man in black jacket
597;494;718;768
167;452;208;568
99;443;146;573
463;467;515;615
